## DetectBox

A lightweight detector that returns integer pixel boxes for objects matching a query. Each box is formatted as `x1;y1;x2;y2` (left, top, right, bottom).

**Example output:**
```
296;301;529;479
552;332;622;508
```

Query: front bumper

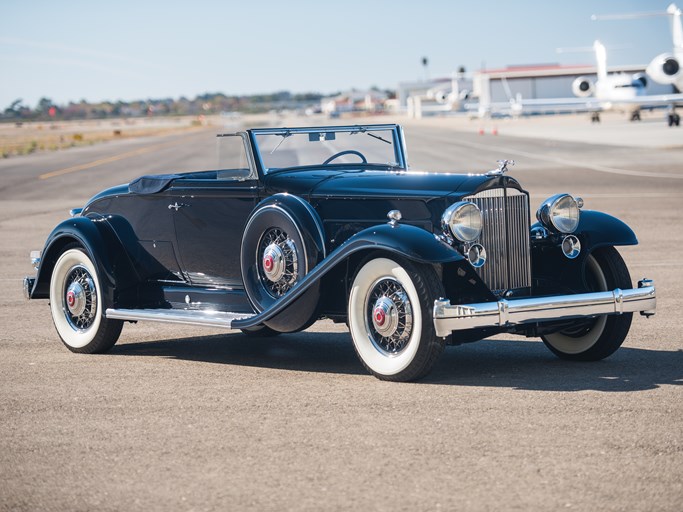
23;277;35;300
433;279;656;337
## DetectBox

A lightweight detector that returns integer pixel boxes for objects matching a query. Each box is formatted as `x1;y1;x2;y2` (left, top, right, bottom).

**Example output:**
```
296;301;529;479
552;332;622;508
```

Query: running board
105;308;254;329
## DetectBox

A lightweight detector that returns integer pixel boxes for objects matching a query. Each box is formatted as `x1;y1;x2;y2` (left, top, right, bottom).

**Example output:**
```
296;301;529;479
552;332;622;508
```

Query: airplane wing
468;93;683;118
466;97;604;118
605;93;683;108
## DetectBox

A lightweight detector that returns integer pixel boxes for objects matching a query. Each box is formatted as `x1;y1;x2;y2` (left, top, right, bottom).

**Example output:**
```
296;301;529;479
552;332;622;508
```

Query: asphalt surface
1;115;682;511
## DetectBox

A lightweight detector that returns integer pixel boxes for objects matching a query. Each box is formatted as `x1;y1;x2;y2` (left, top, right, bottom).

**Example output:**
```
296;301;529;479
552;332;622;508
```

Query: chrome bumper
433;279;656;337
23;276;35;300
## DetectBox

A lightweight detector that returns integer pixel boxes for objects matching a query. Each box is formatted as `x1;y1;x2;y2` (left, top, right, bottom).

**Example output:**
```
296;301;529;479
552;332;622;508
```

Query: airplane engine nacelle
432;89;450;104
646;53;682;85
572;76;594;97
632;73;648;89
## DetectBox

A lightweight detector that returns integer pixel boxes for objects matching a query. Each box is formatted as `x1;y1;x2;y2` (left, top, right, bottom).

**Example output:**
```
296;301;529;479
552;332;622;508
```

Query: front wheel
348;256;445;381
49;247;122;353
542;247;633;361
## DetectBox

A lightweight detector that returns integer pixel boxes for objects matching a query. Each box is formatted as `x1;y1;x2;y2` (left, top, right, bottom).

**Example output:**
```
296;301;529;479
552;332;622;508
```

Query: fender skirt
233;222;463;330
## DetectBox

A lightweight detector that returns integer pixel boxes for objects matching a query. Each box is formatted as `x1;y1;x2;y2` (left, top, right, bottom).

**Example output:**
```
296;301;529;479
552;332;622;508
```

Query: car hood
265;168;514;200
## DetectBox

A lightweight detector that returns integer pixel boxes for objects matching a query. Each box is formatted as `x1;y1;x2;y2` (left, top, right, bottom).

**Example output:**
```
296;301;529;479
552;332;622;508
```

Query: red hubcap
66;290;76;308
374;308;386;326
263;254;274;272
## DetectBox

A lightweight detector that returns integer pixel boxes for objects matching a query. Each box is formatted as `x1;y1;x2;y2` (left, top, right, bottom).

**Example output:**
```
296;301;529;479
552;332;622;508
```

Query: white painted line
449;138;683;179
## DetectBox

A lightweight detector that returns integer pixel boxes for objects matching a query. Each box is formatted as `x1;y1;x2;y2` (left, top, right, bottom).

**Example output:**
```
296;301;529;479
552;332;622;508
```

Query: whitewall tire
542;247;633;361
348;256;445;381
49;247;122;353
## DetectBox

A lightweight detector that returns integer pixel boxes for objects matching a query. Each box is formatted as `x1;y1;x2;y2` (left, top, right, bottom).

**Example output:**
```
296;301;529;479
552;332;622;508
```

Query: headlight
536;193;580;234
442;201;482;242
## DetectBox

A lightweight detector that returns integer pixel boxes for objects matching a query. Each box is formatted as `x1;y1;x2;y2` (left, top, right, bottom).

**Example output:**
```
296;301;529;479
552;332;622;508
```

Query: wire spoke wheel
365;278;413;355
62;264;98;331
257;227;299;298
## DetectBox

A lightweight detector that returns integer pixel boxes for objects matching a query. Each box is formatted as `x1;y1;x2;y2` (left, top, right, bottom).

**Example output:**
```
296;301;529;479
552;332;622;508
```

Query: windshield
252;125;404;173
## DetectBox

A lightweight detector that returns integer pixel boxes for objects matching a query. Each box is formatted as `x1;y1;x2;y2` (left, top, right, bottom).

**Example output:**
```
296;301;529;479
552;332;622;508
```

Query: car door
168;134;260;289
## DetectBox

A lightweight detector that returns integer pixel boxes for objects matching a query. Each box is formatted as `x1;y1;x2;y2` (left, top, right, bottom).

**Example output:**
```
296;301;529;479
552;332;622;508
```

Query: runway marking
39;128;210;180
449;138;683;180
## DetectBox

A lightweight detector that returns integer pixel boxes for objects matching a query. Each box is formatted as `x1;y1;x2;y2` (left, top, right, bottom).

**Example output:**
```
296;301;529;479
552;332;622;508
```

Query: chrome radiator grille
464;188;531;295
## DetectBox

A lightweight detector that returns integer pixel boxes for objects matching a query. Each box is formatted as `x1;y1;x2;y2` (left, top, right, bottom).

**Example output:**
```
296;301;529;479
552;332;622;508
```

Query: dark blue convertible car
24;124;656;381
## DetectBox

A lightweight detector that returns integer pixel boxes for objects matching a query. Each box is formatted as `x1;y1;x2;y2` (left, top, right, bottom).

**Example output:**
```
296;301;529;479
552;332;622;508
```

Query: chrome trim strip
105;308;254;328
432;280;656;337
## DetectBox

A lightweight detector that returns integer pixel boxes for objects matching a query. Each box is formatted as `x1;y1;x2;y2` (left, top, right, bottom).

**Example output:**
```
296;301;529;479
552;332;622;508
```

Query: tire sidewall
543;254;608;354
542;247;633;360
348;257;424;377
49;248;103;349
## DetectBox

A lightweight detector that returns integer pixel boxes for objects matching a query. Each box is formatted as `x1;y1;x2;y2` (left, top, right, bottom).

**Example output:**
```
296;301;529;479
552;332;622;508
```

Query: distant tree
3;99;24;117
37;97;53;112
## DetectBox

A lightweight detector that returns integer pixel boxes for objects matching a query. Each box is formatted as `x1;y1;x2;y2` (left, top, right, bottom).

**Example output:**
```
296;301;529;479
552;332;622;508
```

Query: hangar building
397;64;675;112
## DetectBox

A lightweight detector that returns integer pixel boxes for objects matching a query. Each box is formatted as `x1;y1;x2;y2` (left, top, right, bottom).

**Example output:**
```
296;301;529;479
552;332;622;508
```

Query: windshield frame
247;124;408;176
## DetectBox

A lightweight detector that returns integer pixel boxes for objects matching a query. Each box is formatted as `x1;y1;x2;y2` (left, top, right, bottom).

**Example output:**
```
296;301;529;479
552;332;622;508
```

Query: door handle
168;202;187;211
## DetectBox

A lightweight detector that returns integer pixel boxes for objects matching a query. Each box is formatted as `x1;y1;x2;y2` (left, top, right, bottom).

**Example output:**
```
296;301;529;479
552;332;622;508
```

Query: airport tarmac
0;114;681;511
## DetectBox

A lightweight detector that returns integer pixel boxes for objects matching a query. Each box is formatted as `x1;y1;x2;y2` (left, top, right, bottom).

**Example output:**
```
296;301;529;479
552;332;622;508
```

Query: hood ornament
487;159;515;176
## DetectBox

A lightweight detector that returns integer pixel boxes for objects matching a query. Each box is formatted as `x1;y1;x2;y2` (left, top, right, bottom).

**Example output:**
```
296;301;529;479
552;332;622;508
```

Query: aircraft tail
594;41;608;81
669;3;683;51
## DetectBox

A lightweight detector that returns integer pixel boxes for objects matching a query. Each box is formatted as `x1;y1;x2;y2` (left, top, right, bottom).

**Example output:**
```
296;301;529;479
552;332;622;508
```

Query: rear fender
30;215;138;307
233;222;464;330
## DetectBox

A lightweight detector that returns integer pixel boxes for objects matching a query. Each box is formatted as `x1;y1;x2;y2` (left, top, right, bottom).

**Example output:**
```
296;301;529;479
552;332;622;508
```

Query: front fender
532;210;637;252
530;210;638;295
345;222;466;264
574;210;638;249
30;215;137;306
233;222;463;330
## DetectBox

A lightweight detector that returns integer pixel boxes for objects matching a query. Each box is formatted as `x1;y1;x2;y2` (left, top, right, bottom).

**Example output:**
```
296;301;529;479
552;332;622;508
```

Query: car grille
464;187;531;296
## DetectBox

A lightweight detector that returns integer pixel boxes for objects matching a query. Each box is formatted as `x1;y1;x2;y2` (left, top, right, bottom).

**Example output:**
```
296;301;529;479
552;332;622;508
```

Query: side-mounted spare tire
240;194;325;333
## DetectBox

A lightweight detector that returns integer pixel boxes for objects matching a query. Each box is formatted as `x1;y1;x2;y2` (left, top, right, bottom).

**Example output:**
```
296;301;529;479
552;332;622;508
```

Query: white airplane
567;40;649;119
592;3;683;125
472;40;683;125
407;73;472;118
593;3;682;92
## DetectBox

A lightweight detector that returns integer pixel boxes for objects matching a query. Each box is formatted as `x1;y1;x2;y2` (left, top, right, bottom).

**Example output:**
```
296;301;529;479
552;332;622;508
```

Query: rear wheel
542;247;632;361
348;256;445;381
49;246;122;353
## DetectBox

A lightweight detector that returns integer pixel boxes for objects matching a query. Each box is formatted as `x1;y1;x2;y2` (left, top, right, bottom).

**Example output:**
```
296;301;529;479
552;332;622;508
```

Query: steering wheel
322;150;367;165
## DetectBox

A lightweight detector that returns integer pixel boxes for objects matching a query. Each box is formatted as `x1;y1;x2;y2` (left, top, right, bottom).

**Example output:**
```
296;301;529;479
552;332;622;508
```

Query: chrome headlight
442;201;482;242
536;193;580;234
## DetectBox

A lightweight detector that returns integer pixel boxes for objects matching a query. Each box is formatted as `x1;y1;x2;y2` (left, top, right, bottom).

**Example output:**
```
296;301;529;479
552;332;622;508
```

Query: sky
0;0;677;110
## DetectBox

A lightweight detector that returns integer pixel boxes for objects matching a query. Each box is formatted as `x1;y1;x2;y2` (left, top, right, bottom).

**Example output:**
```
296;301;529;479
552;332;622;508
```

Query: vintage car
24;124;656;381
